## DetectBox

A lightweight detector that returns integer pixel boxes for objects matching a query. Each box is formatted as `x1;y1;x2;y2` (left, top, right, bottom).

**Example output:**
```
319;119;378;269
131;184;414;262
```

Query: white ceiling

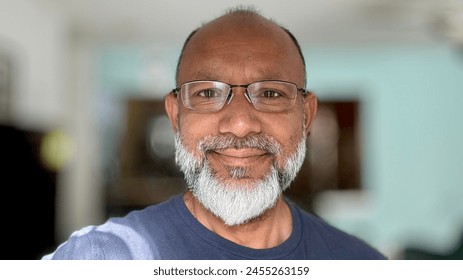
39;0;463;46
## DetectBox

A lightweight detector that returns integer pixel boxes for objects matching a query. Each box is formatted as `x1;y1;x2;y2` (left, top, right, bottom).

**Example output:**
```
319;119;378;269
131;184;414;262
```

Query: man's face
166;15;317;225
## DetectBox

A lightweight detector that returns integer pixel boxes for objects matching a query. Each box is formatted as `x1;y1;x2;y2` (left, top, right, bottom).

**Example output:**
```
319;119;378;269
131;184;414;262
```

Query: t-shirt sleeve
42;228;133;260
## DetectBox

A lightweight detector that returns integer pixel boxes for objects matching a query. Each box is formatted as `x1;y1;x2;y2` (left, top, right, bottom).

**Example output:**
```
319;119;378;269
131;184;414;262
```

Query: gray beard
174;133;307;226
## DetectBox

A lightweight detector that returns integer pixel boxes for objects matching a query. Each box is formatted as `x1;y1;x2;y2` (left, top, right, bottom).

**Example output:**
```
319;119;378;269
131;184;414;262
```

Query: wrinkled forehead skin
176;13;306;87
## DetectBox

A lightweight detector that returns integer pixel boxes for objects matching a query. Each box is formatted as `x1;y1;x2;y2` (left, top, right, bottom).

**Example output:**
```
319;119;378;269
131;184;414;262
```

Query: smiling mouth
209;148;270;166
215;148;267;157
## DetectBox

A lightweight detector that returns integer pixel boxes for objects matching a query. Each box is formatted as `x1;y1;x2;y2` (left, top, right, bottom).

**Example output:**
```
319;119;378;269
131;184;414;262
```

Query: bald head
175;8;307;86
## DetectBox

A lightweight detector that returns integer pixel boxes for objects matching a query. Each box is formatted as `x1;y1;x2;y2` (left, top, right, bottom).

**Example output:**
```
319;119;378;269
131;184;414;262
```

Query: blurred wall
0;0;105;247
306;45;463;256
0;0;67;129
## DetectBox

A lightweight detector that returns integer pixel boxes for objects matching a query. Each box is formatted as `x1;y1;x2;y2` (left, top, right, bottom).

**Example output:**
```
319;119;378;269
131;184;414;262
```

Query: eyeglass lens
180;81;298;112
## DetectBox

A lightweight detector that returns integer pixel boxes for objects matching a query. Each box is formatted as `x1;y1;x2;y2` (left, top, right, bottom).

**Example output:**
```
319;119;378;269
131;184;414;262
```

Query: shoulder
42;225;134;259
293;205;386;260
43;195;182;260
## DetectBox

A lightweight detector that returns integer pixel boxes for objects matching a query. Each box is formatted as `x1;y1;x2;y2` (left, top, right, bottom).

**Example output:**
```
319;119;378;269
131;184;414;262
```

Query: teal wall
305;44;463;256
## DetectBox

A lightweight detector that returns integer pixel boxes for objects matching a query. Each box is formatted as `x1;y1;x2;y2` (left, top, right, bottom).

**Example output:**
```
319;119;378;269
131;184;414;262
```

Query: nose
218;89;262;138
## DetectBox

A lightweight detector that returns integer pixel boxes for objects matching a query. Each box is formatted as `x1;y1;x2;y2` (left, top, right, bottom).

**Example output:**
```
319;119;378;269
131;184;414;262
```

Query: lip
215;148;267;158
209;148;269;165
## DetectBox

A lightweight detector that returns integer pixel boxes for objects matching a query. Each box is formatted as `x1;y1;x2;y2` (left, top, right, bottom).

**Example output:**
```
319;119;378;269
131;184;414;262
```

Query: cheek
267;115;305;162
277;129;304;162
178;112;219;155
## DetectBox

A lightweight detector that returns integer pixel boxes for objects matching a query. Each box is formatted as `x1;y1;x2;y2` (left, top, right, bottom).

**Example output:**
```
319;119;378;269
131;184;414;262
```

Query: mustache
198;134;282;155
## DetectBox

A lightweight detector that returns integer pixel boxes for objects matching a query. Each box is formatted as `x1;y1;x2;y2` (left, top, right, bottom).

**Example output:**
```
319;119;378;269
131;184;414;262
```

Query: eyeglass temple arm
171;88;180;95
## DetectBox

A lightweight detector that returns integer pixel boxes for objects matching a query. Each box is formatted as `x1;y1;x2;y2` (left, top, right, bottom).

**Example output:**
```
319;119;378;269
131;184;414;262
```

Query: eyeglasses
172;80;309;113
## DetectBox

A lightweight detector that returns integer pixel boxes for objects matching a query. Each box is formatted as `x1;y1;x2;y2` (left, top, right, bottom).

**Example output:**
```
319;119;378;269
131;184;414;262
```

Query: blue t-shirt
43;194;386;260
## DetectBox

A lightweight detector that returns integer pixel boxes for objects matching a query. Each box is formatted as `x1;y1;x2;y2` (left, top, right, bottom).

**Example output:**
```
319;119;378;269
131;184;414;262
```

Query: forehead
177;15;305;85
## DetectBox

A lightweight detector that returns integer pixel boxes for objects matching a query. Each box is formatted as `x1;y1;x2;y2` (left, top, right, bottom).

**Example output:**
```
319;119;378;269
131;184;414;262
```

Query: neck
183;190;292;249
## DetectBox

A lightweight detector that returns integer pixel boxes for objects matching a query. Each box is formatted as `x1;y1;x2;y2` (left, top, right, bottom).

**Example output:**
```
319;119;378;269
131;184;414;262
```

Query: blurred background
1;0;462;260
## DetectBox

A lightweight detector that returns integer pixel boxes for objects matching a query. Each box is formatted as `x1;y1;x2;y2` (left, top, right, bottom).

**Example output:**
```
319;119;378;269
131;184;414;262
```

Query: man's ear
165;93;179;132
303;92;318;135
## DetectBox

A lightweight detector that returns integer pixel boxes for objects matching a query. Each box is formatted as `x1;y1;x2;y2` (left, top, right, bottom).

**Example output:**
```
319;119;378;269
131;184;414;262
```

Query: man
43;7;386;260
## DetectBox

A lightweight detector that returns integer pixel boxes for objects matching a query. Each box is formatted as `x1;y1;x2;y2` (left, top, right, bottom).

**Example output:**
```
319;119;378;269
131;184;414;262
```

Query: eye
261;89;283;98
196;88;221;98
